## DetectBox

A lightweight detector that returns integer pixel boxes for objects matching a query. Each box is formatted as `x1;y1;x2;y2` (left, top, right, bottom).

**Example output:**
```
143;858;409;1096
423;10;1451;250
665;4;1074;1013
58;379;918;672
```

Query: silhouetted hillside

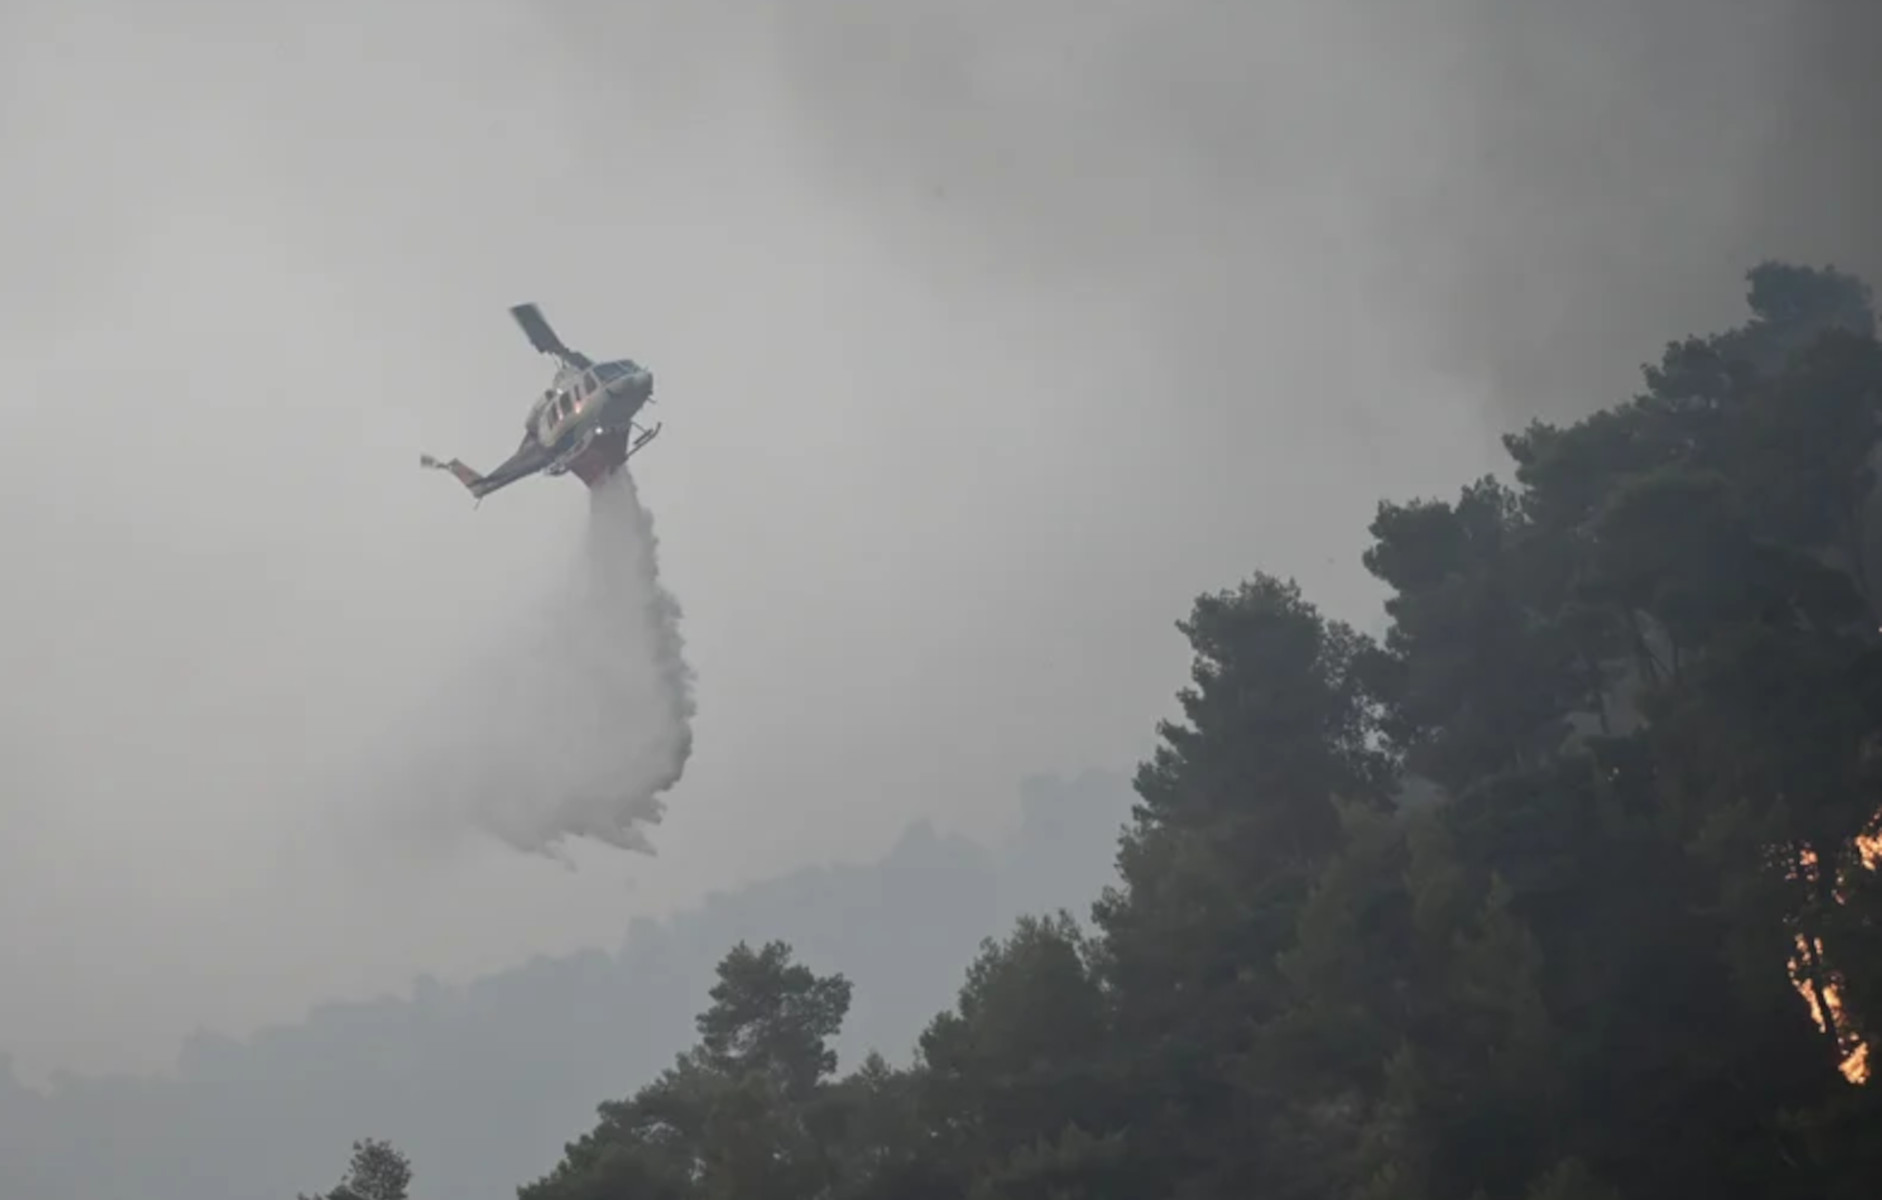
0;770;1131;1200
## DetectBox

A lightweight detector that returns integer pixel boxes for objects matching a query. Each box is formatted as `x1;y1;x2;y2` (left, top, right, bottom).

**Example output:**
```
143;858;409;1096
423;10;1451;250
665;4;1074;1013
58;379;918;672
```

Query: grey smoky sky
0;0;1876;1081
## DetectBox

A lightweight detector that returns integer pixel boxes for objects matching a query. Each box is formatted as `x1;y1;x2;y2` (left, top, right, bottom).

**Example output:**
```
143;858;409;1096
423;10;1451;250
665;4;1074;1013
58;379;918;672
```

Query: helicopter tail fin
420;453;487;495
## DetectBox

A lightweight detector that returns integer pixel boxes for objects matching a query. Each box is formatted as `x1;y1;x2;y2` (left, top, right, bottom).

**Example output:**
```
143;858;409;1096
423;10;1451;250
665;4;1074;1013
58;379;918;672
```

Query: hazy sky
1;0;1877;1082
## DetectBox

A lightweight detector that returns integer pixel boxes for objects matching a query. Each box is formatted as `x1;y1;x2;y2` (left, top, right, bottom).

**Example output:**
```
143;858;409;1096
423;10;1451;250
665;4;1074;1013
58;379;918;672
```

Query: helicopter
420;303;661;501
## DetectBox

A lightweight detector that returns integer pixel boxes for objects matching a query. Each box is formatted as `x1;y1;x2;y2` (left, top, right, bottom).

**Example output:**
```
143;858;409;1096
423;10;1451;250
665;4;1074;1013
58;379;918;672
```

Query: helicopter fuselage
419;302;663;502
528;357;656;487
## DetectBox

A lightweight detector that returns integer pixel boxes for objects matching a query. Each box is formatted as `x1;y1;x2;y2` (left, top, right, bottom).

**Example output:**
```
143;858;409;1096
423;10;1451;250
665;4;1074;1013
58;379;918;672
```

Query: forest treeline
309;261;1882;1200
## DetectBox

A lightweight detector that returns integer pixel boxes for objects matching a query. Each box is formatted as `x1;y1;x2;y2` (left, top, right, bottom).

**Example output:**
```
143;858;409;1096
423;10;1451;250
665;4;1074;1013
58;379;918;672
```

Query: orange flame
1789;831;1880;1084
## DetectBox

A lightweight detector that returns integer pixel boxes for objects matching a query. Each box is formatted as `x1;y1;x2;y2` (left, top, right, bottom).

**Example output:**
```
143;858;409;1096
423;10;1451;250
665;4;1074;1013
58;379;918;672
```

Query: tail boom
421;421;658;499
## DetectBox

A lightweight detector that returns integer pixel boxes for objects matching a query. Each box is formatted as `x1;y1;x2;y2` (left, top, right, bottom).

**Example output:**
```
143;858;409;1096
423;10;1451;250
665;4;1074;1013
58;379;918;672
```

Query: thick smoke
364;468;695;859
545;0;1882;426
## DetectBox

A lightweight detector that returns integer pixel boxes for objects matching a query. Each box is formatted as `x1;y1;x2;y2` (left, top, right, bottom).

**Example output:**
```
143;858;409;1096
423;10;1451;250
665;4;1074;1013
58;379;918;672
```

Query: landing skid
625;422;661;460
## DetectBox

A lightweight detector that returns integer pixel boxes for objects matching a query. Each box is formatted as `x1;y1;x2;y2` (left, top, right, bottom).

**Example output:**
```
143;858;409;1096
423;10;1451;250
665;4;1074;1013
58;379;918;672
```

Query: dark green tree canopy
695;939;853;1099
299;1138;412;1200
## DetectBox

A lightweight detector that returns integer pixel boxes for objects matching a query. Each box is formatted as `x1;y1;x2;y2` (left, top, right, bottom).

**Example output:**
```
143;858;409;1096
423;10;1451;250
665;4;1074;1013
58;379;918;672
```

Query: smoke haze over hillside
0;773;1134;1200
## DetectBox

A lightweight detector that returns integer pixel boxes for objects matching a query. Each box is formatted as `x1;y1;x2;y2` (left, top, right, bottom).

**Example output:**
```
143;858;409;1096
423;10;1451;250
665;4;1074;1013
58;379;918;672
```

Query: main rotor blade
510;303;572;359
